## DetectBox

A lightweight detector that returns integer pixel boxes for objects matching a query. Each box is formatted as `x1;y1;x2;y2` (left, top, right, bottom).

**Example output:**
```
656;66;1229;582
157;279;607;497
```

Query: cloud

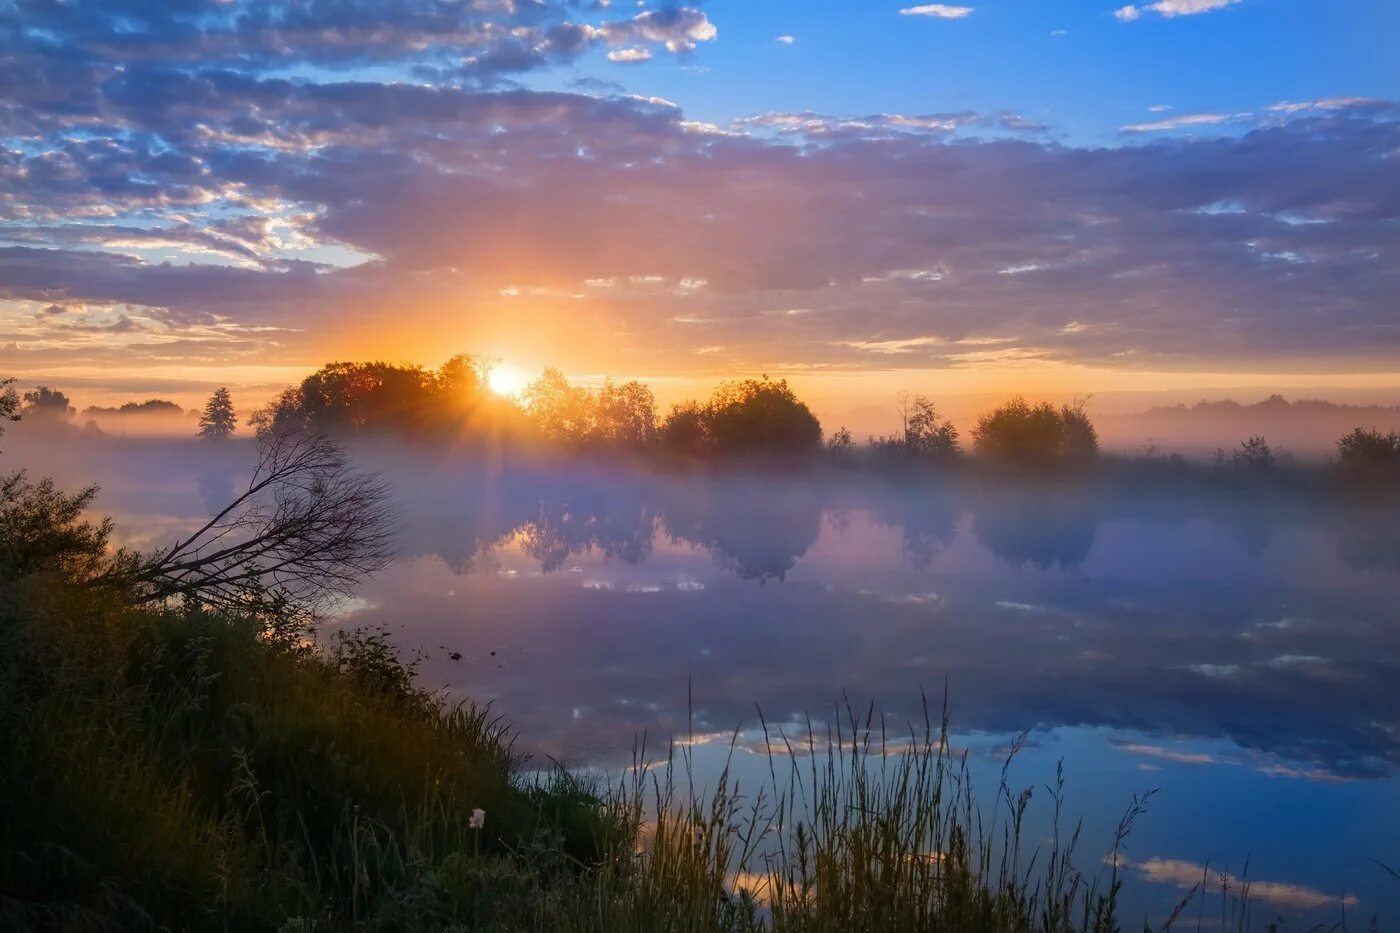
1133;857;1359;912
899;5;974;19
1116;0;1244;20
775;35;796;45
1114;742;1225;765
607;48;653;63
0;1;717;89
1119;112;1252;133
1268;97;1391;115
2;1;1398;386
736;110;982;138
599;8;718;54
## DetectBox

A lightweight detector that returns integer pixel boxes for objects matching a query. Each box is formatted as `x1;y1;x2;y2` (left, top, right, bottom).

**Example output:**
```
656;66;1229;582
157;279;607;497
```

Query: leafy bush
1336;427;1400;477
660;377;822;459
971;396;1099;469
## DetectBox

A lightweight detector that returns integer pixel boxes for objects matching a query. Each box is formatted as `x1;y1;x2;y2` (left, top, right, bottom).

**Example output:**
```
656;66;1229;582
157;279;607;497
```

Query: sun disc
487;363;528;397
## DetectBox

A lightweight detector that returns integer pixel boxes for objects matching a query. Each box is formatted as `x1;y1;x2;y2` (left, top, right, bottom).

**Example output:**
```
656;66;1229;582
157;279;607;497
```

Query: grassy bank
0;575;630;930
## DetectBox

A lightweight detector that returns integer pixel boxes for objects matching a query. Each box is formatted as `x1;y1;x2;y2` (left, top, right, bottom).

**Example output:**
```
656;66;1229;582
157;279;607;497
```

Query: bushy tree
971;396;1098;468
1058;398;1099;463
1336;427;1400;476
248;357;502;440
594;379;657;447
1232;435;1276;470
702;376;822;456
0;473;116;582
21;386;74;422
198;387;237;440
522;367;596;446
657;377;822;459
905;396;959;457
659;401;710;457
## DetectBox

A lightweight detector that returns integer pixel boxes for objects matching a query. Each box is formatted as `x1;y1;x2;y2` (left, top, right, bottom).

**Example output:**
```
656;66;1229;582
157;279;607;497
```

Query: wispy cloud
1132;857;1359;912
1268;96;1390;114
900;4;974;19
775;34;796;45
1119;112;1252;133
1116;0;1243;20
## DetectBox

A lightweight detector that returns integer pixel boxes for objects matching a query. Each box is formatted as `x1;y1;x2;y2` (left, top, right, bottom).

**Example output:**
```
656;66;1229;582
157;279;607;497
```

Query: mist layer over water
10;431;1400;924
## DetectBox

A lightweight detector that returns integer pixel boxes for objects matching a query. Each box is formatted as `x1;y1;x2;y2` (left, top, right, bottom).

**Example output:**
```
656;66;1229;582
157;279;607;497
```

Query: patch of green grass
0;577;618;930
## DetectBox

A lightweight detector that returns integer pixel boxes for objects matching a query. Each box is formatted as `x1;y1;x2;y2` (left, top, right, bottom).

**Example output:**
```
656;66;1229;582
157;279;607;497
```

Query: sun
486;362;529;398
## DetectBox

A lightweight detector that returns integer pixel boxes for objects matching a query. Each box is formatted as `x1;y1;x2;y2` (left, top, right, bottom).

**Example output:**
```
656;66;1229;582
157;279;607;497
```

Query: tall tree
198;387;237;440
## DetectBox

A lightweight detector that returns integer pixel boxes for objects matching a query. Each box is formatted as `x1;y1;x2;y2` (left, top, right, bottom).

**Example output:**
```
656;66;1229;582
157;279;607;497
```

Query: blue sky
541;0;1399;144
1;0;1397;408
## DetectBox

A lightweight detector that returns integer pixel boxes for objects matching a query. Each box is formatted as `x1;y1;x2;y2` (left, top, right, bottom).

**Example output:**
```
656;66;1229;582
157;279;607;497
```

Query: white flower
469;808;486;830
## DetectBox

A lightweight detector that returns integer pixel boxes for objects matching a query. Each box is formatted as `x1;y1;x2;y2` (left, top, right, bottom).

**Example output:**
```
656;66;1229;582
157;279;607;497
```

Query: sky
1;0;1398;417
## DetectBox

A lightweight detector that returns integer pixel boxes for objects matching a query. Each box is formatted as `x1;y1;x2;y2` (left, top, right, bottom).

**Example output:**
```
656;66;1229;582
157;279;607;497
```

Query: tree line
8;362;1400;478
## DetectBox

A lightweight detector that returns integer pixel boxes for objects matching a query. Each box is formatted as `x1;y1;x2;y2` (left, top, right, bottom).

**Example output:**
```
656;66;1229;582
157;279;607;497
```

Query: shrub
1232;435;1276;470
971;396;1098;469
660;377;823;460
1336;427;1400;477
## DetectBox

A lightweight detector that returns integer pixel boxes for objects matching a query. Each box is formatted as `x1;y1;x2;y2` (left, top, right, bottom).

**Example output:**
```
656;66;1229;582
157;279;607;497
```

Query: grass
0;575;1368;931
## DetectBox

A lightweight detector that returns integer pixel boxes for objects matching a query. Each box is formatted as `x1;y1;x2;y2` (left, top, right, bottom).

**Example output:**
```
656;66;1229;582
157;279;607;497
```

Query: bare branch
129;430;396;611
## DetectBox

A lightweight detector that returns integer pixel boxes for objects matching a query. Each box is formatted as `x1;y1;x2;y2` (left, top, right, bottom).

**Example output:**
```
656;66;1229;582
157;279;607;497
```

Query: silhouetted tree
522;367;596;446
904;394;960;459
198;387;237;440
0;378;18;447
971;396;1098;469
826;426;856;466
872;393;960;466
1;473;113;582
1336;427;1400;478
703;376;822;457
438;353;487;399
659;401;710;457
594;379;657;447
1233;435;1276;470
21;386;74;422
248;357;513;441
1059;397;1099;463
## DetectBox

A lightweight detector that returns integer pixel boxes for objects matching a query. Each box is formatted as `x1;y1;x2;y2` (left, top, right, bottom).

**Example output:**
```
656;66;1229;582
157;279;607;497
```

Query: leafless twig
126;430;395;612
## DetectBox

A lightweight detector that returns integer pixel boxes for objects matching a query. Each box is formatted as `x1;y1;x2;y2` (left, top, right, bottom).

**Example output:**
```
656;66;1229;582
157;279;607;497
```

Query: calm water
31;437;1400;925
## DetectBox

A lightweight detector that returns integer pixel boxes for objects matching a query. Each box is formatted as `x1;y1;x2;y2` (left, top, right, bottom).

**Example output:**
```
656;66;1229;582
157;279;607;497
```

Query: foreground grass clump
0;578;622;931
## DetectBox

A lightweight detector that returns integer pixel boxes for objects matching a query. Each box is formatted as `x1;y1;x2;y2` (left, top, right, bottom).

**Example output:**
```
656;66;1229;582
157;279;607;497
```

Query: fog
6;428;1399;920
